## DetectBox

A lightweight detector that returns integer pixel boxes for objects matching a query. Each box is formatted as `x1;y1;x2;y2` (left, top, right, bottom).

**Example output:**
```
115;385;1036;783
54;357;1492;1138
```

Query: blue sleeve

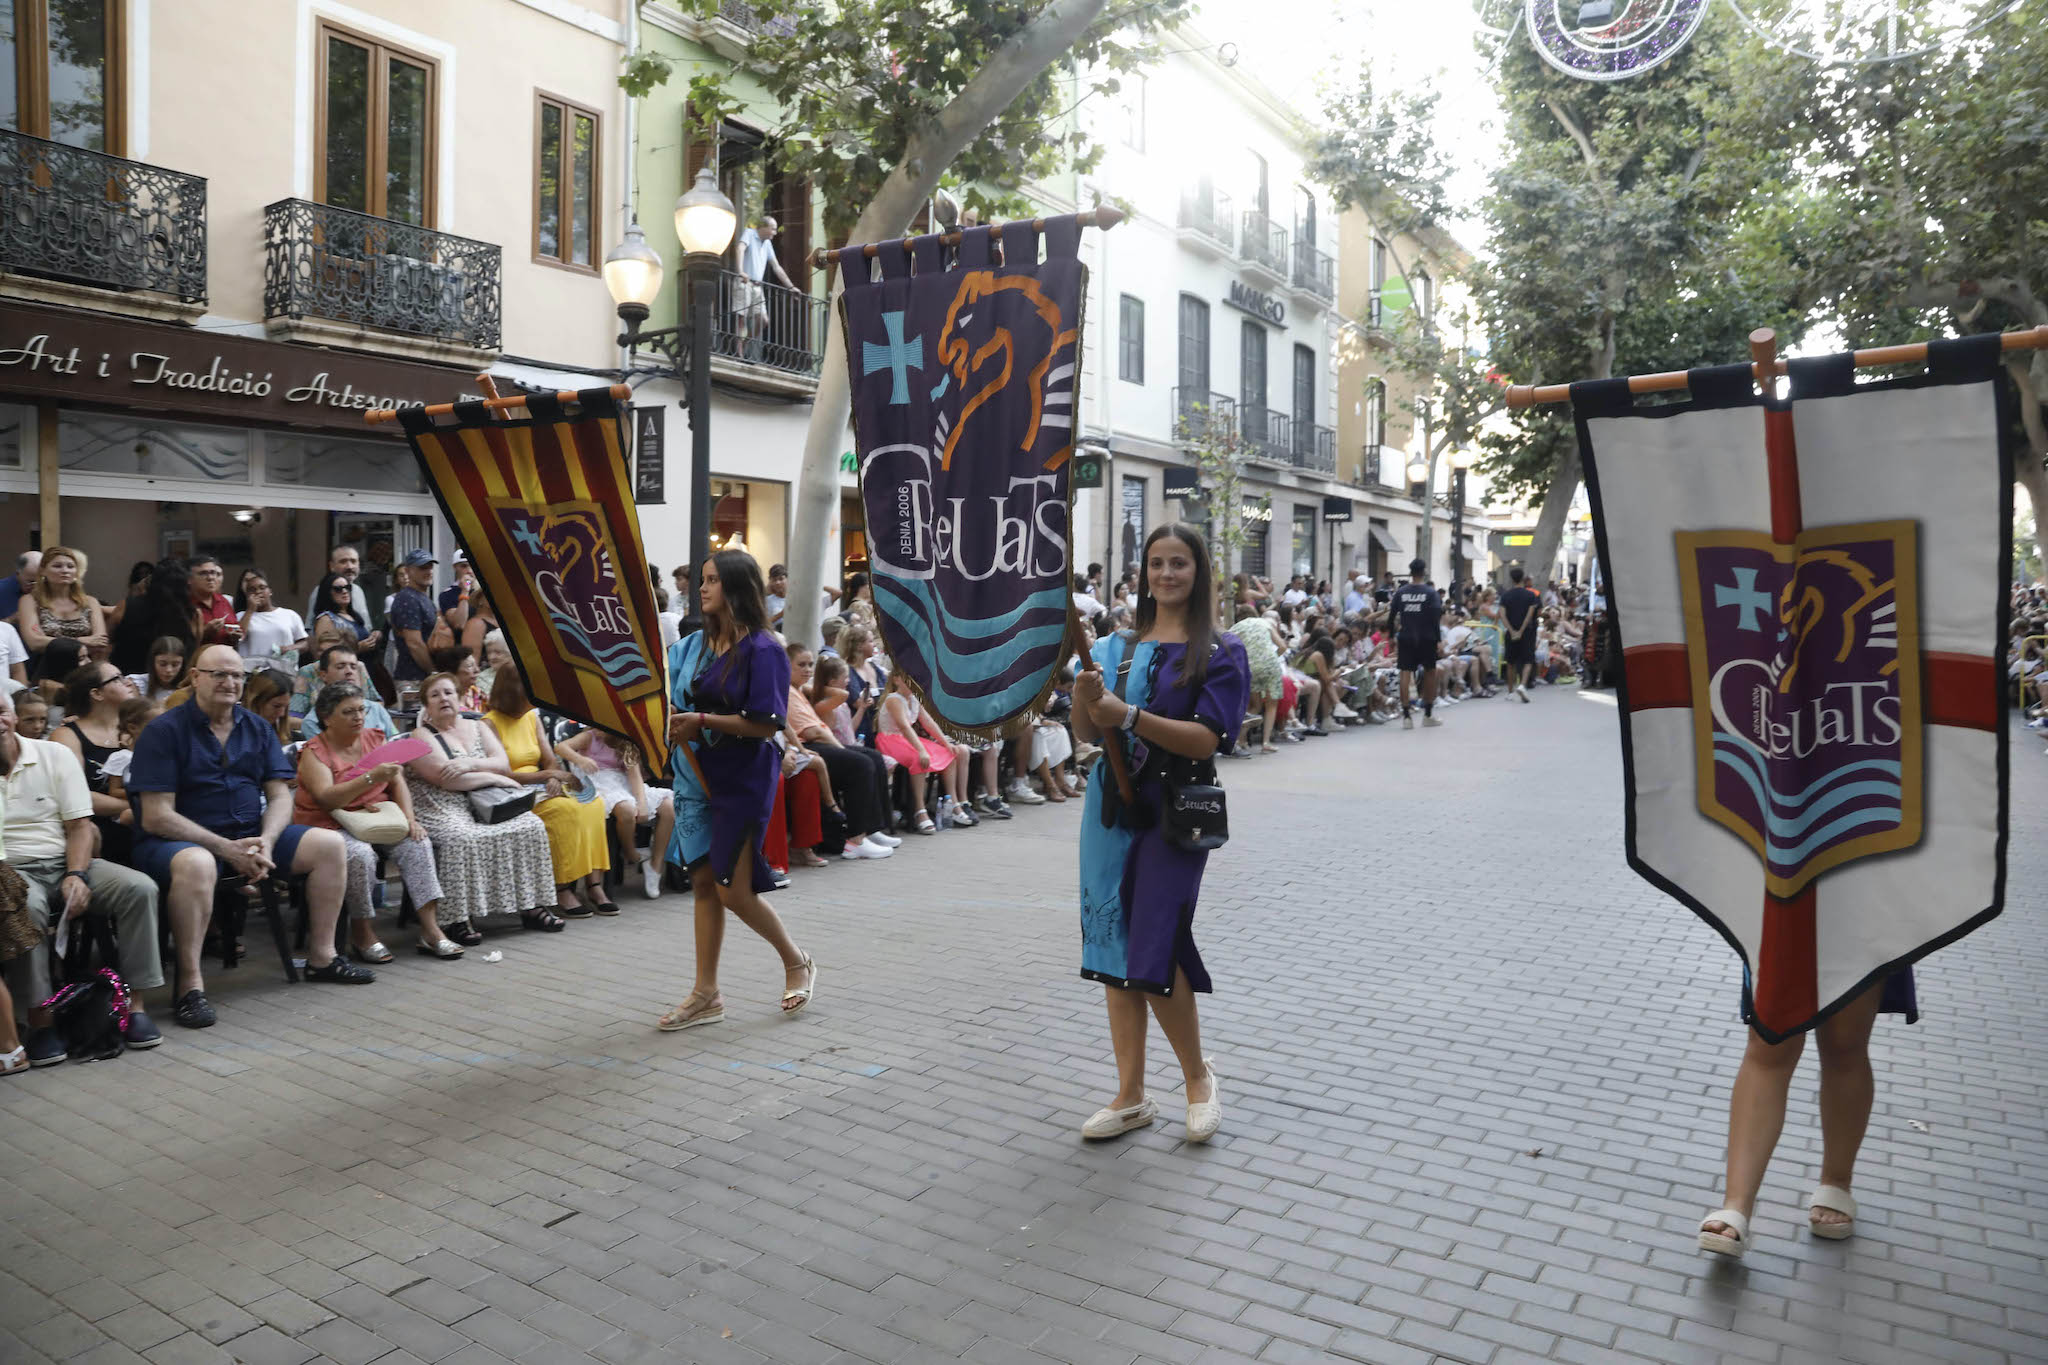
742;633;789;725
125;712;182;794
1089;633;1119;673
1194;635;1252;741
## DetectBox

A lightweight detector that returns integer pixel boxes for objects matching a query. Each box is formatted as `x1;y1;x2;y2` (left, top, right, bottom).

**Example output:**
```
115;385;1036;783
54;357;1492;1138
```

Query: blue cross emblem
1715;566;1774;632
512;521;543;555
862;311;924;405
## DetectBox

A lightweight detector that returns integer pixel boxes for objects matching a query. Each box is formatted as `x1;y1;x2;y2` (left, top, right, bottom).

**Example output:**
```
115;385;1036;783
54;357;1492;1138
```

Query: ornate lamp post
1449;444;1476;589
602;167;738;607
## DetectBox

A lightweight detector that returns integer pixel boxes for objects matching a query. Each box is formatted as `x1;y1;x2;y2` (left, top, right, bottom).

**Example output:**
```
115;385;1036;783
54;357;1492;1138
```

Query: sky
1185;0;1506;252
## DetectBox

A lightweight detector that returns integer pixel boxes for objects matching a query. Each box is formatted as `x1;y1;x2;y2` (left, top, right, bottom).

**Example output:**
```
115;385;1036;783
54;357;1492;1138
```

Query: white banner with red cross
1575;336;2011;1042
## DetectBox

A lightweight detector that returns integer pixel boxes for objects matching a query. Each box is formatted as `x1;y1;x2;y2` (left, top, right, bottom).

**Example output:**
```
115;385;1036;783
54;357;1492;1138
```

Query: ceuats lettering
865;443;1069;582
1710;661;1902;760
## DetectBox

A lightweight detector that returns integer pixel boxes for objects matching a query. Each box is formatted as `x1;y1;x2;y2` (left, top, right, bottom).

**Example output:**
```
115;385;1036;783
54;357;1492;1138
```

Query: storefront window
0;405;25;468
265;433;427;494
60;412;253;482
1291;506;1315;577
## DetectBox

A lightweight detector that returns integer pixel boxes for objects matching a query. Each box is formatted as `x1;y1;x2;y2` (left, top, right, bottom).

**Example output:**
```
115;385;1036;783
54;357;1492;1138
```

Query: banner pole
1503;323;2048;409
362;383;632;426
807;206;1125;270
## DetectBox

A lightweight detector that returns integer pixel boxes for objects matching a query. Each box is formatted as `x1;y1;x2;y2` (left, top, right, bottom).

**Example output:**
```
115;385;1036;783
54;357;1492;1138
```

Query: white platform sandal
1808;1185;1857;1240
1698;1208;1750;1257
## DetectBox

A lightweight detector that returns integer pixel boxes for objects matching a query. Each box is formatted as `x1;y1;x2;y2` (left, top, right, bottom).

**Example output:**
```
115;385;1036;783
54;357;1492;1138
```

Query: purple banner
836;218;1084;733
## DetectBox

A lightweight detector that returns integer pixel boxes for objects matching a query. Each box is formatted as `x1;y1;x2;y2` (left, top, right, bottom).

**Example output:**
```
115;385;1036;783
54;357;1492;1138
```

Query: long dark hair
1134;522;1216;687
705;550;770;645
139;558;199;647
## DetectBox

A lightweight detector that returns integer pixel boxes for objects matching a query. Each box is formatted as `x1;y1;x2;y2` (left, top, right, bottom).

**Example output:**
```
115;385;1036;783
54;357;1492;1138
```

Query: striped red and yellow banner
399;387;669;777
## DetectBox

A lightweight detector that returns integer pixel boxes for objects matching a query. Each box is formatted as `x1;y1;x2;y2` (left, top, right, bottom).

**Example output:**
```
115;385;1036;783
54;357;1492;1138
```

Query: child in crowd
13;693;50;738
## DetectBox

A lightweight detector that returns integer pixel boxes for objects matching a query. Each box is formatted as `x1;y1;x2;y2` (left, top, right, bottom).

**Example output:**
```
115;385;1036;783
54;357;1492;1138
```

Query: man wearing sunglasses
127;645;372;1028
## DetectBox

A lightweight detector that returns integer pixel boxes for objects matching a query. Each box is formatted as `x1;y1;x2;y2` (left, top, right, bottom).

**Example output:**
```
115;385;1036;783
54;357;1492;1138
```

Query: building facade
1070;30;1349;591
0;0;630;610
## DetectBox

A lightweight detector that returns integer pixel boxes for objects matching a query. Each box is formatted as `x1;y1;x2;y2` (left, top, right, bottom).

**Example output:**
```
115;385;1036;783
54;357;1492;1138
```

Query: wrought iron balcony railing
263;198;502;350
0;128;207;302
708;269;830;376
1238;211;1289;278
1292;422;1336;473
1240;404;1292;462
1291;239;1334;302
1172;387;1238;441
717;0;798;36
1176;187;1234;249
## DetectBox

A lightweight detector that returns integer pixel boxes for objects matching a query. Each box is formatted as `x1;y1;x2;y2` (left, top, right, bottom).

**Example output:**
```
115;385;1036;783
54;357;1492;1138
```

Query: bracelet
62;869;90;883
1120;705;1141;733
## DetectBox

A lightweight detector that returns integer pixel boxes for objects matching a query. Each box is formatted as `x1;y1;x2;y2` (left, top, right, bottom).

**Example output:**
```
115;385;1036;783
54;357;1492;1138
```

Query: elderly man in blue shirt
128;644;374;1029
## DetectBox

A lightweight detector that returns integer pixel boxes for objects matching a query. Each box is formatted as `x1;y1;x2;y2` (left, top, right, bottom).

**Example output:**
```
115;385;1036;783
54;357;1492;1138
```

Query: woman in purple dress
1071;524;1250;1144
656;551;817;1032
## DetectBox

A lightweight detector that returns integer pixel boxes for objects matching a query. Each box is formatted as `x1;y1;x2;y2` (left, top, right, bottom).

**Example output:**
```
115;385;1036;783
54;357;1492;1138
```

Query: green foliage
1176;402;1249;574
631;0;1186;240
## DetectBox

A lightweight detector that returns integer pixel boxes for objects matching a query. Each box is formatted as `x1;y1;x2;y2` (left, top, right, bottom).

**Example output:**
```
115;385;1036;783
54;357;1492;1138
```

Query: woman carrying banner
657;550;815;1032
1697;973;1914;1256
1069;523;1250;1144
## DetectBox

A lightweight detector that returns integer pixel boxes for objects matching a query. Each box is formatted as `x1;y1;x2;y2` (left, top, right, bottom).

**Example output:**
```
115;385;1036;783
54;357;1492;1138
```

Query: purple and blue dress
1079;632;1250;996
667;629;789;890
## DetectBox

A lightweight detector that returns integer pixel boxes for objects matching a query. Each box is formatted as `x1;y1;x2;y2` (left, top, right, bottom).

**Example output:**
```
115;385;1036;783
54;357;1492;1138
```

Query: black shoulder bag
1102;634;1231;852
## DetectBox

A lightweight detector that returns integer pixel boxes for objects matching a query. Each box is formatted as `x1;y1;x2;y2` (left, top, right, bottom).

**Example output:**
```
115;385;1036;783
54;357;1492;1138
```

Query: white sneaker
1402;715;1415;730
862;834;897;855
842;840;891;860
867;831;903;848
1423;715;1443;728
1004;781;1046;805
1516;684;1531;703
640;859;662;899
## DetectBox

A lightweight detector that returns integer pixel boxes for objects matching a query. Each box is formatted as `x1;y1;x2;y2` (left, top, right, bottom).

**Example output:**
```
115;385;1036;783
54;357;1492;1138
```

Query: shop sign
1071;448;1105;489
1321;495;1353;524
1240;497;1272;524
1225;280;1285;326
1162;463;1200;498
632;406;665;504
0;299;479;434
1504;533;1533;546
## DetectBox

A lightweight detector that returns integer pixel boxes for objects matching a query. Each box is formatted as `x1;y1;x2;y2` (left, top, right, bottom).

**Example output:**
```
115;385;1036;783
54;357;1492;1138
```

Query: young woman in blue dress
1070;524;1251;1143
656;551;817;1031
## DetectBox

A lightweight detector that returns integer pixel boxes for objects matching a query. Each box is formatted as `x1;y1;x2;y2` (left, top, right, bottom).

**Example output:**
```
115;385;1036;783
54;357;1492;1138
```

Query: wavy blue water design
1711;740;1901;865
876;574;1070;640
549;609;652;688
1711;741;1902;807
873;588;1064;725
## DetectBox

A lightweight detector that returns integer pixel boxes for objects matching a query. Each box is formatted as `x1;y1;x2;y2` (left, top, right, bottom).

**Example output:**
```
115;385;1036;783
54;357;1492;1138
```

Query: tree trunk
2017;457;2048;575
1525;314;1613;588
782;0;1115;648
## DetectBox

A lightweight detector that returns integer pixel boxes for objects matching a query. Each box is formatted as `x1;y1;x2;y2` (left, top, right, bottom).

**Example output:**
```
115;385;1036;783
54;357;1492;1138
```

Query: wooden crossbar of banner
1503;324;2048;410
361;382;632;426
806;206;1125;269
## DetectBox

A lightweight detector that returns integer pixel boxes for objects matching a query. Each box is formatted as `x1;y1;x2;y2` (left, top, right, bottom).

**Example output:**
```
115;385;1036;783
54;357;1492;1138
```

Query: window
1117;74;1145;151
1177;294;1209;395
1368;238;1389;326
1292;344;1314;426
1248;149;1269;217
1240;321;1268;426
1413;267;1434;320
3;0;122;151
1291;506;1316;577
1118;294;1144;384
318;23;437;225
535;93;600;268
1294;186;1316;247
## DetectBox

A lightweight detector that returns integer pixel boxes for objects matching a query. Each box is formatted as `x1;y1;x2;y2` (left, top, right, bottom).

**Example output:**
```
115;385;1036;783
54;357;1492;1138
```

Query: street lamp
602;166;738;617
1449;445;1476;589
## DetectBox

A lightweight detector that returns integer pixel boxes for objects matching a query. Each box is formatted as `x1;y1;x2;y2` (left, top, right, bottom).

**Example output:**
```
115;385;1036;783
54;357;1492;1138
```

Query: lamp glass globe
601;223;665;309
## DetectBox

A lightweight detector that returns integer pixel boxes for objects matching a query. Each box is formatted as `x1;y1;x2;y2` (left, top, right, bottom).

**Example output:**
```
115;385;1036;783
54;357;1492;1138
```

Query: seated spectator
18;545;108;674
298;643;395;738
1294;636;1339;737
461;586;500;658
408;671;559;935
842;626;887;746
296;683;458;959
878;672;971;831
129;644;375;1028
484;668;615;918
429;644;488;713
54;663;139;864
311;571;373;651
14;693;50;739
784;644;895;861
189;554;241;648
478;629;511;698
32;638;86;715
818;617;844;660
557;726;676;898
0;690;164;1063
112;559;198;676
134;635;190;703
236;575;307;665
291;618;362;722
0;606;27;686
243;669;298;745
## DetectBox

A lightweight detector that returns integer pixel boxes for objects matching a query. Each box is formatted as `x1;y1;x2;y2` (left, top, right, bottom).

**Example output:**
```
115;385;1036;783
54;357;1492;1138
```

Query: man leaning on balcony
737;217;795;361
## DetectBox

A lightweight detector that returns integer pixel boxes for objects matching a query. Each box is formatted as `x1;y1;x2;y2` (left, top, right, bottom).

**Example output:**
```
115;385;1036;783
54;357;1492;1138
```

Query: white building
1070;28;1351;591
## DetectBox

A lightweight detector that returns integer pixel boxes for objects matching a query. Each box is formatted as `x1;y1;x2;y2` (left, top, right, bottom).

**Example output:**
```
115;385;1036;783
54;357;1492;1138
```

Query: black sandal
303;957;376;984
587;897;619;917
521;907;566;932
450;920;485;946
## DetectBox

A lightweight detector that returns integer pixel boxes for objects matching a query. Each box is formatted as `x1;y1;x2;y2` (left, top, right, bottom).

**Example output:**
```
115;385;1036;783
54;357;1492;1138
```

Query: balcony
1239;404;1291;465
1175;187;1234;258
1364;443;1403;490
0;129;206;313
263;198;501;356
1290;239;1334;307
1292;422;1336;474
1237;211;1288;285
1171;387;1238;442
716;0;798;36
709;269;829;380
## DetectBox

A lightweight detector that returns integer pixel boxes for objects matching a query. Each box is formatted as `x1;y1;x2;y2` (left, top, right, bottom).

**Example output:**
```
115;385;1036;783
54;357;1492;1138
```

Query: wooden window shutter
683;98;714;184
774;170;811;288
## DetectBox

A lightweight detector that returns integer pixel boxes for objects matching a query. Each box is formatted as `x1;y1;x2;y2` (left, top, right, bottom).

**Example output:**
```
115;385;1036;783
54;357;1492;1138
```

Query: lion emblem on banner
493;500;654;694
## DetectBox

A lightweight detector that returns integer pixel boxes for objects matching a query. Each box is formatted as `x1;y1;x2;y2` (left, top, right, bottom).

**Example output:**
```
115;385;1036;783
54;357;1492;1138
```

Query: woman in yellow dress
485;668;617;917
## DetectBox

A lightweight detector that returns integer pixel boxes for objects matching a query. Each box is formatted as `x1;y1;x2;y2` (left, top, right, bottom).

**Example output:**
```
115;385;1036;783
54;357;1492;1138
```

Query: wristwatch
1120;705;1141;733
62;869;89;884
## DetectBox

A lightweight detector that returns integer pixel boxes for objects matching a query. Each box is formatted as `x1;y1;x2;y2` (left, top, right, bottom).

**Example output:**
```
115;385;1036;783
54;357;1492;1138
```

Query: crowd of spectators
0;539;1606;1076
2015;583;2048;754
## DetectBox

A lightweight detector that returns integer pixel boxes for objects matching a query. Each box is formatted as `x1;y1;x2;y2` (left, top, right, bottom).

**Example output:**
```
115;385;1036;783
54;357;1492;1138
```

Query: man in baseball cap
439;549;476;632
390;549;440;682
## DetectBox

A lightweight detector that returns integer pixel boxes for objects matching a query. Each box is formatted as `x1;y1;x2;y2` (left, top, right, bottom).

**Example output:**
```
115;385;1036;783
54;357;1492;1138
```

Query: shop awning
1463;534;1486;560
1368;523;1405;554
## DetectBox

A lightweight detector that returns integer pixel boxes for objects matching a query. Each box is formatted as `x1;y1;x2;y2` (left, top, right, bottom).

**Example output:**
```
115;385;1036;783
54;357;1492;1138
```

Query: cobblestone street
2;688;2043;1365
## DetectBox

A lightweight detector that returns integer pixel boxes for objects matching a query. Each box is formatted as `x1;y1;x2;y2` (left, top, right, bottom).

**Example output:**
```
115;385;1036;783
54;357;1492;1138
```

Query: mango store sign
0;301;478;432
